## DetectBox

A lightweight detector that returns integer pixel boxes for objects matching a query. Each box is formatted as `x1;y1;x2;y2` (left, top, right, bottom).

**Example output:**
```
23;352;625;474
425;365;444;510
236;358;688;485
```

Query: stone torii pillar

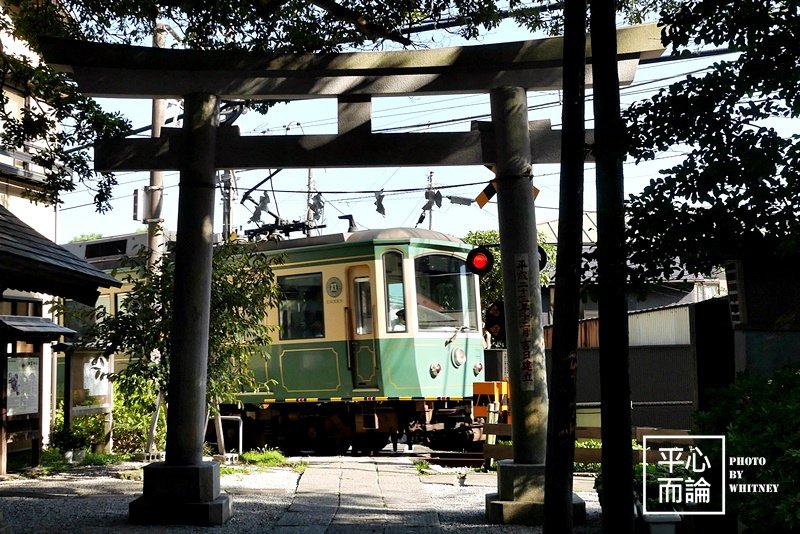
129;93;231;525
485;87;554;525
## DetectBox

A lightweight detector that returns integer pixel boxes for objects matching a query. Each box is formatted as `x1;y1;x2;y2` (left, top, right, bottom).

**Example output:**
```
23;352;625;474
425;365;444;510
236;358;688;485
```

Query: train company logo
642;435;726;516
326;277;343;298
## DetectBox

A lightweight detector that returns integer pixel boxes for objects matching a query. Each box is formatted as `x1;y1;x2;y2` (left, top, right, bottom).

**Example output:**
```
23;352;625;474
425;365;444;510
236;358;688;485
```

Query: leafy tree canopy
624;0;800;284
69;232;103;242
0;1;666;212
70;240;282;411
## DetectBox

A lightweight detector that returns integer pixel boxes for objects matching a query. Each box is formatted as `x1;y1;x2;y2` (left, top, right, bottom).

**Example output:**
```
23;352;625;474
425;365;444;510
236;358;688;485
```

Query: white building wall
1;184;57;238
629;306;692;346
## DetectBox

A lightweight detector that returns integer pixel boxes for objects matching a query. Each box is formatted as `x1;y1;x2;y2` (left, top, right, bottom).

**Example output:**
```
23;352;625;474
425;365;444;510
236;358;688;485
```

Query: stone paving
275;456;443;533
0;454;600;533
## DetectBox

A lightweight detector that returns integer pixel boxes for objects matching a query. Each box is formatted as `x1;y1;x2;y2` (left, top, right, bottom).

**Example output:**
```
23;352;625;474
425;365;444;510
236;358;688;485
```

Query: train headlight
429;363;442;378
451;347;467;368
473;362;483;376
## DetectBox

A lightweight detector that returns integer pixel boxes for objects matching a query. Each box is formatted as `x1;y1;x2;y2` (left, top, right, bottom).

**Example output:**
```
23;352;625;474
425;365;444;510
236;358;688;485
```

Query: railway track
360;446;486;468
420;451;485;468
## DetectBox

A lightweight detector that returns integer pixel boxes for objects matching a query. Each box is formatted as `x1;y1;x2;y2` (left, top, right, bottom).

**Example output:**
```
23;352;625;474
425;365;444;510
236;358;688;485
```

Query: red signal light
466;246;494;275
472;252;489;270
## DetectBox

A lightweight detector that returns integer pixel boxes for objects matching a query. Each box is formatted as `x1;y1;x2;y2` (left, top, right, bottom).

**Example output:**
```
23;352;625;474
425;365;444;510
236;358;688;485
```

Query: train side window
383;251;406;333
414;254;479;331
278;273;324;340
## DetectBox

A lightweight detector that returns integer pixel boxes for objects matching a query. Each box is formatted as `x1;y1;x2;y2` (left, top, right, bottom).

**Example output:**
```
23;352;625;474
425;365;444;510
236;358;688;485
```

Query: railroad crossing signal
466;244;548;276
466;246;494;276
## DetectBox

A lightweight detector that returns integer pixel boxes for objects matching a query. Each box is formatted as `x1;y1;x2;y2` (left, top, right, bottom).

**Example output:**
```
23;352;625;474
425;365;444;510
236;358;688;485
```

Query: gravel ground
427;483;601;533
420;464;601;533
0;457;601;533
0;462;298;533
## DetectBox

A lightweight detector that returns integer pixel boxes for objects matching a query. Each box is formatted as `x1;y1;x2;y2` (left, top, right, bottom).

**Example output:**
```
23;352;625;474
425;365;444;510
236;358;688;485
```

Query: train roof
254;227;466;253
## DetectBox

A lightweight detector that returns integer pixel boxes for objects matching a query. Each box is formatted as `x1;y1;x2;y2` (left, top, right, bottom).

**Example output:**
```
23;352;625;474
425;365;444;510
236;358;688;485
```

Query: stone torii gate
40;25;661;526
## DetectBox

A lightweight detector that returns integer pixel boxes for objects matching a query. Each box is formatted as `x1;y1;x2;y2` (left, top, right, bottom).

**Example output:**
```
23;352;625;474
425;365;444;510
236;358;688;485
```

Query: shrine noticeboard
69;353;112;416
6;356;39;416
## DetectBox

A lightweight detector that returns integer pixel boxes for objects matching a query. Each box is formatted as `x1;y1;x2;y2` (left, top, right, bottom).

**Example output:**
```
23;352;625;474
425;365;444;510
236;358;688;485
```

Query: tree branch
308;0;412;46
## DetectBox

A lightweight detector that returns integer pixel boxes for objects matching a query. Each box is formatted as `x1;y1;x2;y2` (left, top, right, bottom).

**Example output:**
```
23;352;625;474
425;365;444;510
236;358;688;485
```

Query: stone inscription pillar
486;86;550;526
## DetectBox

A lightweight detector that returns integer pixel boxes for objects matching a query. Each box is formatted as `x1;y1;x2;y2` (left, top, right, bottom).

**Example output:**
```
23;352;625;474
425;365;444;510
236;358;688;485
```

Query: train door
347;266;379;389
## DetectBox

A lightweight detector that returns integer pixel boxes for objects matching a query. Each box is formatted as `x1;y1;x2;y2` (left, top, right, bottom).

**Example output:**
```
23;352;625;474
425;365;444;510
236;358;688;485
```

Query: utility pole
143;22;166;457
305;168;315;236
147;24;166;269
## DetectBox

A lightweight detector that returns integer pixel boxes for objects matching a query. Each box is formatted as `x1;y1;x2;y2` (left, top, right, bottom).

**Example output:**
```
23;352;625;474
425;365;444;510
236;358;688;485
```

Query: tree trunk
589;1;634;532
214;405;226;455
146;391;163;453
543;0;586;532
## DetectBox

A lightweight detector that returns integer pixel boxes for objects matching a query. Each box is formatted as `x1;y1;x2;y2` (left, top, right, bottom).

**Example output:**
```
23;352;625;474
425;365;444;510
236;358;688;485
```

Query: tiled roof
0;204;121;305
0;315;75;340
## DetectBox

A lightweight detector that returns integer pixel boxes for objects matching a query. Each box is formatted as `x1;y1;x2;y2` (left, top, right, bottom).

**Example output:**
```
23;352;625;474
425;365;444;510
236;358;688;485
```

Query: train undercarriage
214;399;485;455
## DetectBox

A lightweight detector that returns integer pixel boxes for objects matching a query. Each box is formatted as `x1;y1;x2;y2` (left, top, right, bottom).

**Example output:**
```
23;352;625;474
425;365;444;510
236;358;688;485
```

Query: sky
54;20;737;245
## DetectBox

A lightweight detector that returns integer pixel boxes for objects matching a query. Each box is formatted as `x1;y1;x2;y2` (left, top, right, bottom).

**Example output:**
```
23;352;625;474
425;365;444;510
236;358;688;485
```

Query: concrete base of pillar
486;492;545;525
128;462;232;526
485;492;586;525
485;460;586;525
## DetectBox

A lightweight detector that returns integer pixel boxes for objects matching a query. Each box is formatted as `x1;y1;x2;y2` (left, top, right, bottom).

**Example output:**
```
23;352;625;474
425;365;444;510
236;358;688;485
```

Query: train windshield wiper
445;325;470;346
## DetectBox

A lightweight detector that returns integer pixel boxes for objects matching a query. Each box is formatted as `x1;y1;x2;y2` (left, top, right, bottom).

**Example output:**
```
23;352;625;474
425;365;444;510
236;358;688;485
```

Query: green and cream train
233;227;487;453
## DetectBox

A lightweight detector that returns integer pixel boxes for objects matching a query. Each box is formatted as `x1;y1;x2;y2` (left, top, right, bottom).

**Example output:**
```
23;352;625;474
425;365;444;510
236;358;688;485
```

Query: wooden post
544;0;587;531
590;1;634;532
1;340;7;476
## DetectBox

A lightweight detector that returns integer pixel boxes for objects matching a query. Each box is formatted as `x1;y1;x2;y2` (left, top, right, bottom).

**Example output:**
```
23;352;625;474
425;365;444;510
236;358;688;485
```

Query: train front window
414;254;479;331
278;273;324;340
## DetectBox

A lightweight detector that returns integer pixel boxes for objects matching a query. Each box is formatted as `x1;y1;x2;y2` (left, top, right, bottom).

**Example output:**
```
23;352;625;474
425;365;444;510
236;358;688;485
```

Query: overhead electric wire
59;144;691;214
244;180;488;195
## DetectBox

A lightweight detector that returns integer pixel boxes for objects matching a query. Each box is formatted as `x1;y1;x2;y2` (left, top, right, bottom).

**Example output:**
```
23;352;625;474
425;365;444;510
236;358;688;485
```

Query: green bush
80;451;130;466
49;402;105;452
695;368;800;532
594;463;695;513
573;438;641;474
109;373;166;453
